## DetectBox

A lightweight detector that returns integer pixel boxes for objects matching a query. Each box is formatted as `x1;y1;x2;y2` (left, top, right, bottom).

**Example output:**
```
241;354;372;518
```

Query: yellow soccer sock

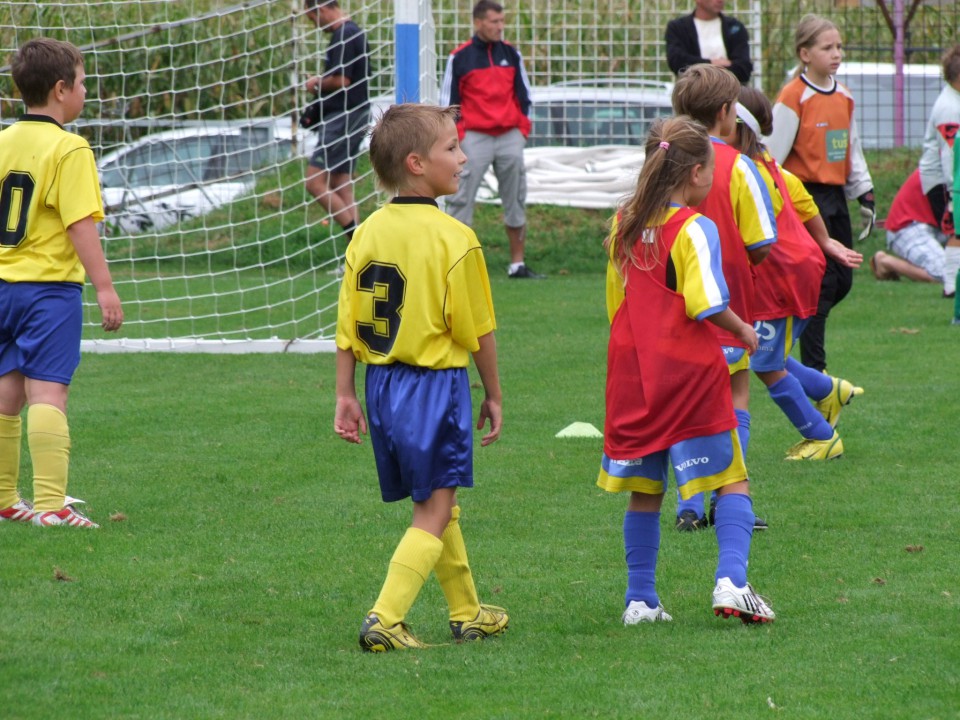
370;527;444;629
434;506;482;622
0;413;22;508
27;404;71;512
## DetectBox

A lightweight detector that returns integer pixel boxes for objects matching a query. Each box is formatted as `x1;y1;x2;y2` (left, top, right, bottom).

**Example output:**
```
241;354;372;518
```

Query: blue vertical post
395;0;420;103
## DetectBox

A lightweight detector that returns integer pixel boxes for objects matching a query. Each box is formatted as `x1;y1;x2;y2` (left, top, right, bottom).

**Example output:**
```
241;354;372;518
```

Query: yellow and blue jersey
754;150;819;224
336;197;496;369
725;149;777;252
0;115;104;284
605;207;729;325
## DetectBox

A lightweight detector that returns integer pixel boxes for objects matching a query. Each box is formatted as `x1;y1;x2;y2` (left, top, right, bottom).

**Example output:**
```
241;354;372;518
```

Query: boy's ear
405;152;424;177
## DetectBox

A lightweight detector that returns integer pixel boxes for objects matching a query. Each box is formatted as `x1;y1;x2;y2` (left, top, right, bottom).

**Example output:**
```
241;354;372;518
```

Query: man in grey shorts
303;0;369;241
440;0;543;278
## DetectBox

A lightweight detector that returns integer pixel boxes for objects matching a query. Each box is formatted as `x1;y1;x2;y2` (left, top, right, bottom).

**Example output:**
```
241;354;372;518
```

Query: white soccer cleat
712;577;775;624
0;498;35;523
32;498;99;529
622;600;673;624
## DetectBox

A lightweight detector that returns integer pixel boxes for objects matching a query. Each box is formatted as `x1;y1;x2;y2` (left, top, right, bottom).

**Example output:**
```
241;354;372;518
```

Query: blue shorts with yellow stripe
722;345;751;374
597;429;747;500
750;316;809;373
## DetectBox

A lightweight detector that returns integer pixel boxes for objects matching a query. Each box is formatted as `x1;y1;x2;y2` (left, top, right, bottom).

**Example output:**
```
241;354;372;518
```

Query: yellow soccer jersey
605;207;729;324
0;116;104;284
336;198;496;369
726;151;777;252
754;151;821;224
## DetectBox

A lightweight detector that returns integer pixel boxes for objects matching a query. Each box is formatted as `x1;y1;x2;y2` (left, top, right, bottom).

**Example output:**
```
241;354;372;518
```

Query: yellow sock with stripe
27;404;71;512
434;505;481;622
0;413;22;508
371;527;444;628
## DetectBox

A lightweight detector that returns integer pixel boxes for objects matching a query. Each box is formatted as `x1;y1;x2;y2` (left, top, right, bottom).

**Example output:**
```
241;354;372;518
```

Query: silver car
528;79;674;148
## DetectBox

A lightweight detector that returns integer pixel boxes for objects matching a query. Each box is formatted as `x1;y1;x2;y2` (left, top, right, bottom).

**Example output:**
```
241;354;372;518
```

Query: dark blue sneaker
507;263;545;279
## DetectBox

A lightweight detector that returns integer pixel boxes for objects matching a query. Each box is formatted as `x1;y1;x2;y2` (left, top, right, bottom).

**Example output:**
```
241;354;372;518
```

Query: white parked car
98;119;302;234
528;79;674;147
833;62;943;149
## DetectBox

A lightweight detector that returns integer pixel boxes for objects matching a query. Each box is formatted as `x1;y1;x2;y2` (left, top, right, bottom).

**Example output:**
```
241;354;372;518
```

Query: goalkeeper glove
857;190;876;242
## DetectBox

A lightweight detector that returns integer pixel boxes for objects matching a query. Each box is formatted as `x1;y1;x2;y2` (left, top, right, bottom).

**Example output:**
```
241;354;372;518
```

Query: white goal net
1;0;400;352
0;0;760;352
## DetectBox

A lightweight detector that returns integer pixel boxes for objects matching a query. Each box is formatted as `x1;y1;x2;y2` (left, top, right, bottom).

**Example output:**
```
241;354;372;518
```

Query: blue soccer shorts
0;280;83;385
722;345;751;374
597;429;748;500
749;316;809;373
365;363;474;503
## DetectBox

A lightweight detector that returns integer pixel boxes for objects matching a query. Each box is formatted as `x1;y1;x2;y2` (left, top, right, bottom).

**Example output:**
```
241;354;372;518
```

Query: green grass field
3;148;959;718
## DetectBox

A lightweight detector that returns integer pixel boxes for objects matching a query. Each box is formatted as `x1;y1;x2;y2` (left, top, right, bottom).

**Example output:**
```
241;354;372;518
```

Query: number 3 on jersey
0;171;35;247
355;261;406;356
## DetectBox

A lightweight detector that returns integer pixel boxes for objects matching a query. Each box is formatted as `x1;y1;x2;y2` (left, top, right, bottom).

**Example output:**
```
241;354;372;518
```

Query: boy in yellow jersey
334;104;507;652
0;39;123;528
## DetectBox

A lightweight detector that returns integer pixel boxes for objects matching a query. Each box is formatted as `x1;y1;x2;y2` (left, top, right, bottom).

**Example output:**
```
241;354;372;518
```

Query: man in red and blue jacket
439;1;542;279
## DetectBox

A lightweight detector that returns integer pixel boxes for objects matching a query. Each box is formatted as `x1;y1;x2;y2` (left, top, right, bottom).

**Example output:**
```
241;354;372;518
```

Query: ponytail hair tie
659;141;670;151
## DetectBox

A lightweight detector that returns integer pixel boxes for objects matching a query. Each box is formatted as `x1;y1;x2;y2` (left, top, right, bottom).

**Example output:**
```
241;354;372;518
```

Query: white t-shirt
693;17;726;61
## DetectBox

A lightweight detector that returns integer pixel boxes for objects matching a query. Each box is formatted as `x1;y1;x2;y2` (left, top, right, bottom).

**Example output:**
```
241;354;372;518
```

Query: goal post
1;0;403;354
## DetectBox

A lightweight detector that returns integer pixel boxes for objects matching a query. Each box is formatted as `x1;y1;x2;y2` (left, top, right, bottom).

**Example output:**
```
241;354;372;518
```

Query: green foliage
3;1;956;122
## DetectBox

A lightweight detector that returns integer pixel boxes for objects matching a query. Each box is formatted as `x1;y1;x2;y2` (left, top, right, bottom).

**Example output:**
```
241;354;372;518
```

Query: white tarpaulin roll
476;145;645;210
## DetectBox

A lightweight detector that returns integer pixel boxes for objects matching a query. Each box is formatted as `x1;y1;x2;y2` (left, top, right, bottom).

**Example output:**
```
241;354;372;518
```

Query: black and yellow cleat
814;376;863;428
450;604;509;641
358;613;424;652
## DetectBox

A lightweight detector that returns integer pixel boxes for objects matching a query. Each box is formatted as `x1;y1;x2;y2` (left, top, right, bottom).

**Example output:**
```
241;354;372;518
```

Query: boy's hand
334;397;367;444
822;237;863;268
97;288;123;331
476;396;502;446
739;322;758;355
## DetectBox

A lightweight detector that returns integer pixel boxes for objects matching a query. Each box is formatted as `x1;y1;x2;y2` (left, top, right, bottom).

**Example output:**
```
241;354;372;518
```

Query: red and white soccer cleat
0;498;35;523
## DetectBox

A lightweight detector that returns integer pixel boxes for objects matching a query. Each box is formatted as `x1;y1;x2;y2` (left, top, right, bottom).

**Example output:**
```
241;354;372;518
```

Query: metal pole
893;0;905;147
395;0;420;102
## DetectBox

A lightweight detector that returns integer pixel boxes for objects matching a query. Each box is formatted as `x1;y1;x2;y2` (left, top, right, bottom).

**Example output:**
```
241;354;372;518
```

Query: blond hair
368;104;460;194
671;64;740;130
793;14;839;78
613;116;712;274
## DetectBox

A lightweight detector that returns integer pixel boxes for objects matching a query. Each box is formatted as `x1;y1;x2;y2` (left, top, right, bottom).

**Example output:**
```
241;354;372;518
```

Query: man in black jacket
303;0;369;241
665;0;752;84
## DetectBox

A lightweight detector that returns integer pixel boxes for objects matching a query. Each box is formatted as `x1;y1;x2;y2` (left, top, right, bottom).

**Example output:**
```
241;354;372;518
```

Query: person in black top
303;0;370;241
665;0;752;84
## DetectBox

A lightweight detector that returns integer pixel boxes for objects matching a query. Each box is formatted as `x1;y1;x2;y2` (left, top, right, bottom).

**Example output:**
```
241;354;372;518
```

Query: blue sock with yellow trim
786;357;833;401
768;374;834;440
714;493;754;586
624;510;659;608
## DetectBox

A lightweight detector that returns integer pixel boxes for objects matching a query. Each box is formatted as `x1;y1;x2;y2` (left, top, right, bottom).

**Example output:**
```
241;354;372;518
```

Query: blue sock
735;409;751;456
768;374;834;440
786;357;833;401
714;493;754;587
624;510;660;608
677;490;705;518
